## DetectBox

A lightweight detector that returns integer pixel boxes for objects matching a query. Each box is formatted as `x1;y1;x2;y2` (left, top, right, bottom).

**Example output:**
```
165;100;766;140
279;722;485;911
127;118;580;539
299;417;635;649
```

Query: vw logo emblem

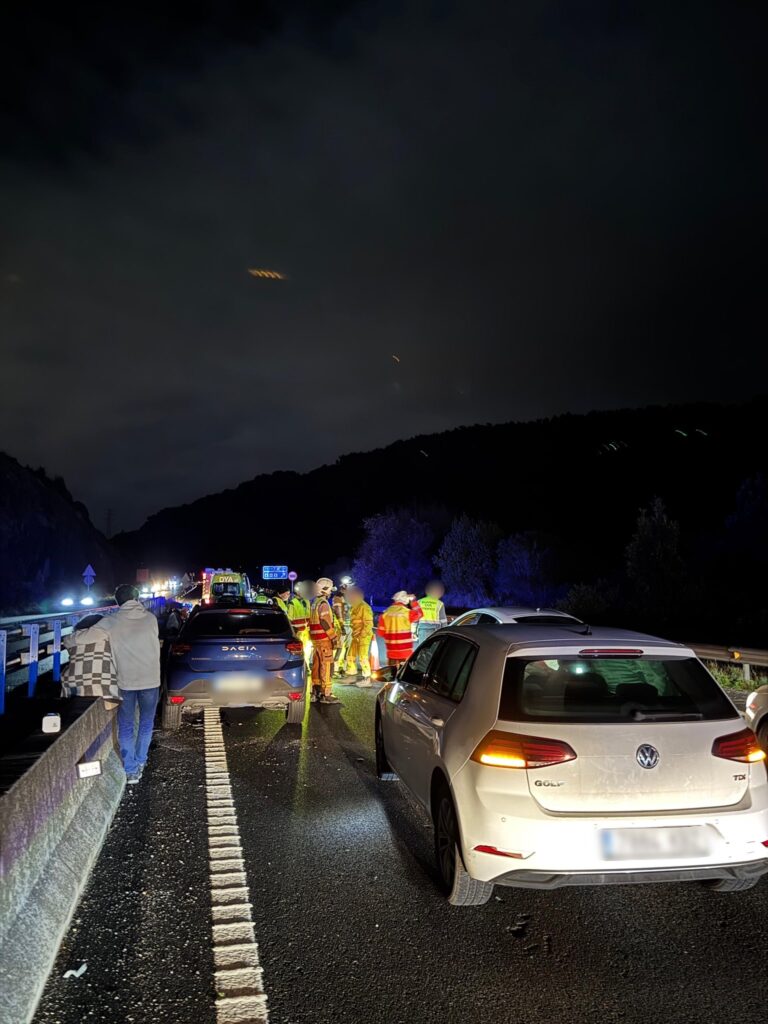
636;744;660;769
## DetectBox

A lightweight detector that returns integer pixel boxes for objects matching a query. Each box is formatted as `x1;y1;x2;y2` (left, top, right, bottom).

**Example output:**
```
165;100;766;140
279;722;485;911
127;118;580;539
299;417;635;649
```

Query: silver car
450;606;583;627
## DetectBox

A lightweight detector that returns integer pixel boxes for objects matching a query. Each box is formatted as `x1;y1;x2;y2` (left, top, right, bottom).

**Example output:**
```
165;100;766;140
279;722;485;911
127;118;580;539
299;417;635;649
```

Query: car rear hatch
170;608;301;677
497;648;753;813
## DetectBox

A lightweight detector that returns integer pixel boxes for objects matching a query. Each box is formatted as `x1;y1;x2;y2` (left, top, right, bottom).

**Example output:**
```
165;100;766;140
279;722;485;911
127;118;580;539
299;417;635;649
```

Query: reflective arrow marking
204;709;270;1023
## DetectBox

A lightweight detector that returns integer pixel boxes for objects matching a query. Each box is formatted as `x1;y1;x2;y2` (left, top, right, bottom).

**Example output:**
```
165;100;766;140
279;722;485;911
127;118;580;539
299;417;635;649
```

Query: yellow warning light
731;650;742;661
248;268;286;280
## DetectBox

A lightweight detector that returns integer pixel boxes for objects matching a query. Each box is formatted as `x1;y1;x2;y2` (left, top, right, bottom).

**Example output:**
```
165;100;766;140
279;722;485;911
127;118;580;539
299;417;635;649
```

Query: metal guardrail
0;598;167;714
688;644;768;683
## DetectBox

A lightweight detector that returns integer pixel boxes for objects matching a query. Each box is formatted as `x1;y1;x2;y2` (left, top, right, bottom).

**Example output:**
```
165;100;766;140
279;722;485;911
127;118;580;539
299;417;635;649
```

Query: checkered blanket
62;631;120;699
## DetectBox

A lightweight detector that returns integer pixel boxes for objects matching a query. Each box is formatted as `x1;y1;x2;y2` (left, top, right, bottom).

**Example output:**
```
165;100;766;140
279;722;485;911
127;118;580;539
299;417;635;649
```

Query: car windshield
499;656;738;722
212;582;241;595
184;611;291;639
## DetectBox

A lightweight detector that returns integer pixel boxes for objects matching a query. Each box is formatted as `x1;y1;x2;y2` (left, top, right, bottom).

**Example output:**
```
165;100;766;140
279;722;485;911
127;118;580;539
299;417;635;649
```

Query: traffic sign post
0;631;6;716
288;570;297;595
82;564;96;591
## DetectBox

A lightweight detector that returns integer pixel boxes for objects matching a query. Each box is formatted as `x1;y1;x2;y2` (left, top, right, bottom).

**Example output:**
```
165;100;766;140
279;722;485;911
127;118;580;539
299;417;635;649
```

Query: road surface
35;684;764;1024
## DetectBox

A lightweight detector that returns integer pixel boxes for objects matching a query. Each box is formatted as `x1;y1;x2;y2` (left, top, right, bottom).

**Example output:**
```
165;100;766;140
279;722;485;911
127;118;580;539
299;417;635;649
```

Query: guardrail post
0;630;6;715
23;623;40;698
743;662;751;684
52;619;63;684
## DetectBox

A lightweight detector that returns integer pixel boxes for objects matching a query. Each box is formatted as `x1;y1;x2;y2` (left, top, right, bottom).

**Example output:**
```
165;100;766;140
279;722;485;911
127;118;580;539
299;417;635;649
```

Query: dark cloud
1;1;766;529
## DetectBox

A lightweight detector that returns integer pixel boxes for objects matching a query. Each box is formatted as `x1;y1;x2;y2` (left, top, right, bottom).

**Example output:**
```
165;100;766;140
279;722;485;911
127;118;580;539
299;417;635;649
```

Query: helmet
316;577;334;595
392;590;411;604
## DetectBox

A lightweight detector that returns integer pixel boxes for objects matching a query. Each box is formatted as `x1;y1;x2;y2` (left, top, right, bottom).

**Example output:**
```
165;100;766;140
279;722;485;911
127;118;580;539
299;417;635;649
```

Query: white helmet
392;590;411;604
316;577;334;595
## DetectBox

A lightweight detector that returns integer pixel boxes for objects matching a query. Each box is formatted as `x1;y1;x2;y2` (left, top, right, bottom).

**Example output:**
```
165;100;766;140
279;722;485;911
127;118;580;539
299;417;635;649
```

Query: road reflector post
23;623;40;698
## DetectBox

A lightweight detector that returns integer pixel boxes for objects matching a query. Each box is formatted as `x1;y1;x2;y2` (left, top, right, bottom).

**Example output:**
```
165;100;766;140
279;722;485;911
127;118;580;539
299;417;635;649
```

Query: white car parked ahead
375;623;768;905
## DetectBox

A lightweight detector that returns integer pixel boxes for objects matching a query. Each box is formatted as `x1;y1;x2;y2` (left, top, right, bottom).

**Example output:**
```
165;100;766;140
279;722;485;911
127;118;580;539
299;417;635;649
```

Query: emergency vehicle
201;568;253;605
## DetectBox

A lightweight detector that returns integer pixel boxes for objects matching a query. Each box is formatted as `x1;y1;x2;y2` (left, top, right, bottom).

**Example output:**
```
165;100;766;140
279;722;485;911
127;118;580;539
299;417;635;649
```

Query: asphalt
34;684;766;1024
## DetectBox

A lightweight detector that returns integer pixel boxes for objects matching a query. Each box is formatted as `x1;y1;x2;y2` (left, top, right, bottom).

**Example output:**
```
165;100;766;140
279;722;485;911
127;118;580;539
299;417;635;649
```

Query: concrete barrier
0;697;124;1024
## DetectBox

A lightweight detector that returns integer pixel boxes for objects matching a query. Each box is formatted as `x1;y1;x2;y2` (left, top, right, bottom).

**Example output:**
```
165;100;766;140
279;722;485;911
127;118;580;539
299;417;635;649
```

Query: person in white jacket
99;584;161;785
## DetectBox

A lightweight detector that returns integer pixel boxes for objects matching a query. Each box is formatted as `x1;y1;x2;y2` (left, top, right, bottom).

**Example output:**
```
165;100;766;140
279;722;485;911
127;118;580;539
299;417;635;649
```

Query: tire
433;786;494;906
286;699;305;724
375;711;398;781
702;876;759;893
162;701;182;731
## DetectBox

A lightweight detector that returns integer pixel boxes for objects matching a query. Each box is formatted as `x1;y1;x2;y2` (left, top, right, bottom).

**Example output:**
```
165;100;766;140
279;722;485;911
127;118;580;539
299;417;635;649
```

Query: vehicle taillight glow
473;845;524;859
712;728;766;763
170;643;192;656
287;692;303;701
579;648;644;658
286;641;303;655
471;730;577;769
169;695;185;705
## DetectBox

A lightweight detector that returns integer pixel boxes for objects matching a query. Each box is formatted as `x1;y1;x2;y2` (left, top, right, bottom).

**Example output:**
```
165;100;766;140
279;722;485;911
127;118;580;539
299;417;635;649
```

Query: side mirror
373;666;396;683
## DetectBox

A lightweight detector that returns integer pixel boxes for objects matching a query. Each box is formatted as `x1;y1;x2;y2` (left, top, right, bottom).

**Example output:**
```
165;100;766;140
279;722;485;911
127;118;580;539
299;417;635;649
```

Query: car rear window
499;657;738;723
184;611;291;639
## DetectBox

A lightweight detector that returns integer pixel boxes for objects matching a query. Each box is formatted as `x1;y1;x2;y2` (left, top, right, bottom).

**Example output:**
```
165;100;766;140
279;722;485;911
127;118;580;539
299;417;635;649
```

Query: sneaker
319;693;341;704
356;679;373;688
126;772;140;785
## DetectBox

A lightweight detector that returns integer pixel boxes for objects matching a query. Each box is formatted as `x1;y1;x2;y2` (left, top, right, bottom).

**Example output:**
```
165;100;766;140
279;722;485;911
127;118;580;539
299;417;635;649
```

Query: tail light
285;641;303;655
287;692;303;701
473;845;524;859
712;728;766;763
470;730;577;769
170;643;192;656
169;695;186;705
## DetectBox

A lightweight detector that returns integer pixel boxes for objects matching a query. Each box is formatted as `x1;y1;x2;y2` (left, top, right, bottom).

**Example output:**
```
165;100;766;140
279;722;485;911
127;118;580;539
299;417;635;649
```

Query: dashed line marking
204;710;269;1022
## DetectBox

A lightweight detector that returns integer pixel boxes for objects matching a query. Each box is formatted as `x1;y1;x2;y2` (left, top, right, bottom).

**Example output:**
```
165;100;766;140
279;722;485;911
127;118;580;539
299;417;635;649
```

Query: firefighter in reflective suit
309;578;340;704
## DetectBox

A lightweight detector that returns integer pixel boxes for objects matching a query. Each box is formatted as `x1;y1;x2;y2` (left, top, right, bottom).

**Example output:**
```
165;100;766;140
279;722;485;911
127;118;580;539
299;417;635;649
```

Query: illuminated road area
35;686;765;1024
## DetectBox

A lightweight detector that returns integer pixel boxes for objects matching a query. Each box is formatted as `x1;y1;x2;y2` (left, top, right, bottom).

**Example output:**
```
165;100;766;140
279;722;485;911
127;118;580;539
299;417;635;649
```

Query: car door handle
430;717;444;728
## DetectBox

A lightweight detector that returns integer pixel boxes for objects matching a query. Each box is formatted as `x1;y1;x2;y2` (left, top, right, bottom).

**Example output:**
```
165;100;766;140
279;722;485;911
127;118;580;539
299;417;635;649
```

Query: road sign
288;571;298;582
82;564;96;589
262;565;288;580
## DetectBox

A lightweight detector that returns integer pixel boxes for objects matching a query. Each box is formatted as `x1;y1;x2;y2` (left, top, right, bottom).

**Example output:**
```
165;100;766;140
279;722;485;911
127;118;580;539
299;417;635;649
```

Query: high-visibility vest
310;596;333;642
255;593;269;604
379;603;415;661
350;601;373;637
418;596;444;623
287;596;308;633
275;596;288;614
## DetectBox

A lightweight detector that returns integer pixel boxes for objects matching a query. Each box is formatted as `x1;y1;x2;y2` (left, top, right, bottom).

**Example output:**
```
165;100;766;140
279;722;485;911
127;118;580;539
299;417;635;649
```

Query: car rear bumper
491;859;768;889
167;667;305;711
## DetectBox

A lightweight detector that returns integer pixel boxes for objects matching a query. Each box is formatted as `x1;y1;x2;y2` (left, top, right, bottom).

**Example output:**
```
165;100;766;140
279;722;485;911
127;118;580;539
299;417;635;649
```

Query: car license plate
600;826;713;861
214;676;261;693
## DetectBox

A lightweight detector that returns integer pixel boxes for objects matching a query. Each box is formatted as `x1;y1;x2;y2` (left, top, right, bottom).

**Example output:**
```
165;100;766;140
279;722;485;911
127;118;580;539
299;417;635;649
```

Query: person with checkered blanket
62;615;120;699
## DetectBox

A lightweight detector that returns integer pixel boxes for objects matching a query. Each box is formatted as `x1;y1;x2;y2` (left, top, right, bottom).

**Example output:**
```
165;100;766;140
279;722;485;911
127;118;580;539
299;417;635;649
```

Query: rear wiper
630;710;703;722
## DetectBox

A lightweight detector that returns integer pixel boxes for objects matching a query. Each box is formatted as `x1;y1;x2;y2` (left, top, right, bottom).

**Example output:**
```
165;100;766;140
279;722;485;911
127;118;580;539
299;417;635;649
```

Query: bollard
23;623;40;698
0;630;6;716
52;619;63;684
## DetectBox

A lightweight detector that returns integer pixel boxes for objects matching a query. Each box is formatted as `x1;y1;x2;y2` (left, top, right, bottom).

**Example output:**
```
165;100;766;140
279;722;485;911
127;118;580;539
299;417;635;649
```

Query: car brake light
712;728;766;763
287;692;303;701
286;641;303;655
170;643;192;656
471;730;577;769
579;648;644;658
169;695;185;705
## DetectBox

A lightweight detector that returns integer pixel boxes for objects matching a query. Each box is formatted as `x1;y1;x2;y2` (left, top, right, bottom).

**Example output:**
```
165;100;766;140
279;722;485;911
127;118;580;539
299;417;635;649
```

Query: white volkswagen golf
375;623;768;905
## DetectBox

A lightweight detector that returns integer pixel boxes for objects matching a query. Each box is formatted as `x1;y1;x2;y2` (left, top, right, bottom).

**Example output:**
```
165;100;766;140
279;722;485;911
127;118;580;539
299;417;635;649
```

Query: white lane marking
204;710;269;1023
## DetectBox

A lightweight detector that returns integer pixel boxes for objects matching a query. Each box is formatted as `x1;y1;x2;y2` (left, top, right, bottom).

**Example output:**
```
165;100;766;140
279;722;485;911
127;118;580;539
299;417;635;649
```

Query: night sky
2;2;765;531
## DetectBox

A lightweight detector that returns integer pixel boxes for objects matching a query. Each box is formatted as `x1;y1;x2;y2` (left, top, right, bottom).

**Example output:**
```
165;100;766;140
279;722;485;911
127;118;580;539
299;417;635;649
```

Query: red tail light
287;692;303;701
471;730;577;769
473;845;524;859
170;643;192;656
712;728;766;764
169;695;185;705
285;641;303;655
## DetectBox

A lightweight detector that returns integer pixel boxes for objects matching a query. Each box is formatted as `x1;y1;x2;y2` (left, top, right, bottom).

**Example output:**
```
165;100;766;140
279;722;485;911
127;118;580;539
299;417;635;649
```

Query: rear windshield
500;657;738;723
184;611;291;639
